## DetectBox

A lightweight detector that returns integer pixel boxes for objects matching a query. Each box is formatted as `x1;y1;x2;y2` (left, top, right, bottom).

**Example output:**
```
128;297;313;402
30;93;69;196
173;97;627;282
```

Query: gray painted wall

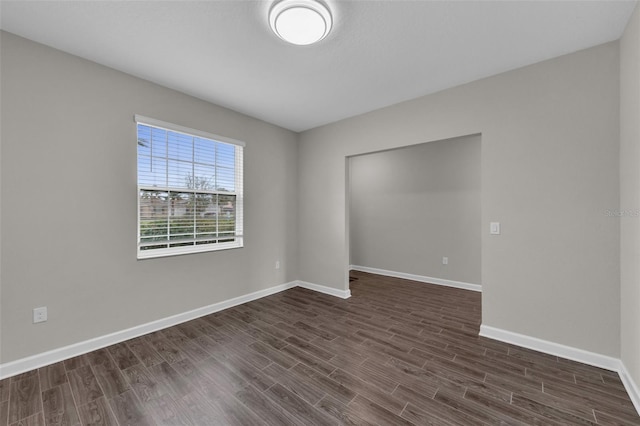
620;3;640;396
349;135;481;285
298;42;620;357
0;32;299;363
0;26;632;372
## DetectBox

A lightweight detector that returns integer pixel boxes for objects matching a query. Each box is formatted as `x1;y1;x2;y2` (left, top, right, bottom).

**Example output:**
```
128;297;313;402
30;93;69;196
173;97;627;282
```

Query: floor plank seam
3;271;639;425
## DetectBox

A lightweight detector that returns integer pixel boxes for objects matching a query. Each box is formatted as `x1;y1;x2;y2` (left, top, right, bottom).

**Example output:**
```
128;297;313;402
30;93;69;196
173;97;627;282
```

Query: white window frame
135;115;244;259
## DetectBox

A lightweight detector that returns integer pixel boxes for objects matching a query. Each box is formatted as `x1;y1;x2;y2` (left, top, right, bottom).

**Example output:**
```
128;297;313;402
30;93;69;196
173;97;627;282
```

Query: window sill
137;239;243;260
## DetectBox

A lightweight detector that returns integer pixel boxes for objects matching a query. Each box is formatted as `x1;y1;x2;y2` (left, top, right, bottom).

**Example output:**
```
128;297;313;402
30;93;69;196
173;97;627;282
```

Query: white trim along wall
350;265;481;292
0;280;348;380
0;271;637;416
480;325;640;415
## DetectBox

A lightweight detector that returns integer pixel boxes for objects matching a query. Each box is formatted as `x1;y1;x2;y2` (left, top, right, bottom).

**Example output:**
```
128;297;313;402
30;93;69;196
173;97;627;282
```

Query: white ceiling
0;0;636;132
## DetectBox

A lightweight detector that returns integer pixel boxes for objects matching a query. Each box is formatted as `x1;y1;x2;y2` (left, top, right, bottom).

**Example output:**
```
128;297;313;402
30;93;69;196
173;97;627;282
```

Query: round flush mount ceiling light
269;0;332;45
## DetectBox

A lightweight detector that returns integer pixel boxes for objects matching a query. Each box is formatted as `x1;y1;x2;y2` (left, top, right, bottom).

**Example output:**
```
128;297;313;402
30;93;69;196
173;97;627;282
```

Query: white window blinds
135;115;244;259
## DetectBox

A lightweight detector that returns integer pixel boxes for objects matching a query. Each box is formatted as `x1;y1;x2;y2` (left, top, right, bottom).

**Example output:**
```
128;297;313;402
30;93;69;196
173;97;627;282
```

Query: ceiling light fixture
269;0;332;46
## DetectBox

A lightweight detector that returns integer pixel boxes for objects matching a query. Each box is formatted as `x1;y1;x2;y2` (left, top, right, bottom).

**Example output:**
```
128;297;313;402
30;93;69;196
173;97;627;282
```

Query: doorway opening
346;134;481;292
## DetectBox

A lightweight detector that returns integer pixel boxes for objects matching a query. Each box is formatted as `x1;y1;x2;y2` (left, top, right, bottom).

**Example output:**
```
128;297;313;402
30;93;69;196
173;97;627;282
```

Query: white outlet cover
33;306;47;323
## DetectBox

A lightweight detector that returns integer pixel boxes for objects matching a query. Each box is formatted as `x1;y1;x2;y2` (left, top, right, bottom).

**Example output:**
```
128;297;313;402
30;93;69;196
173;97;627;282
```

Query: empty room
1;0;640;425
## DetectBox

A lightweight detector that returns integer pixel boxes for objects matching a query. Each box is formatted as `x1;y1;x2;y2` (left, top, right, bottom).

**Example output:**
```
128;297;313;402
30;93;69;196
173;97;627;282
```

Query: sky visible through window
137;124;236;192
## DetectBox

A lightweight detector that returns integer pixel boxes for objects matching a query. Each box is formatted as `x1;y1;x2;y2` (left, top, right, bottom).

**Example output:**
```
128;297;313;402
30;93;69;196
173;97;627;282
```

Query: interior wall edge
620;360;640;416
619;0;640;407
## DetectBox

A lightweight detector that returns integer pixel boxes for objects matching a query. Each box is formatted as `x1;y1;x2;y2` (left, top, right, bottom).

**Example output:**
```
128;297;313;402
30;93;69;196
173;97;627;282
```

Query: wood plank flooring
1;271;639;425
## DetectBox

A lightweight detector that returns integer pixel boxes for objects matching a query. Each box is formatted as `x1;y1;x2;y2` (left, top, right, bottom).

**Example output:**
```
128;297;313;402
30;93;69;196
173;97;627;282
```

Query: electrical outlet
33;307;47;324
275;260;281;270
442;257;448;265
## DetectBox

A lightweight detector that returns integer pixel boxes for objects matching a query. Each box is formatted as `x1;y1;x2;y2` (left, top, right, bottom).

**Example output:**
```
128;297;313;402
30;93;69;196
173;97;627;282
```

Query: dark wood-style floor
1;271;639;425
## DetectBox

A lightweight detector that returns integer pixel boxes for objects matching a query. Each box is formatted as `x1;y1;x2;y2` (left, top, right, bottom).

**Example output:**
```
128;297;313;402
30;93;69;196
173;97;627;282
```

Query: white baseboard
479;324;621;370
480;324;640;415
620;362;640;415
3;280;637;417
296;280;351;299
0;280;305;380
350;265;481;292
0;280;352;379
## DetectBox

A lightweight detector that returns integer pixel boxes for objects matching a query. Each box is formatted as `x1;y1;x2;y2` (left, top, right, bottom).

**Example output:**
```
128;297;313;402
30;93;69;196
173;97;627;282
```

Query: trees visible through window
136;116;244;259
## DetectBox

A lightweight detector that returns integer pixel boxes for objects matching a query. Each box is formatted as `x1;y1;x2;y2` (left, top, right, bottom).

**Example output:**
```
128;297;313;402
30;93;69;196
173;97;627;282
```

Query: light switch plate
490;222;501;235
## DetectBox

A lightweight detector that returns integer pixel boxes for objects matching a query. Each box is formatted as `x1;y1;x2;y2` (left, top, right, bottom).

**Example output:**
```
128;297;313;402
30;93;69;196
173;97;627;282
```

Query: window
135;115;244;259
